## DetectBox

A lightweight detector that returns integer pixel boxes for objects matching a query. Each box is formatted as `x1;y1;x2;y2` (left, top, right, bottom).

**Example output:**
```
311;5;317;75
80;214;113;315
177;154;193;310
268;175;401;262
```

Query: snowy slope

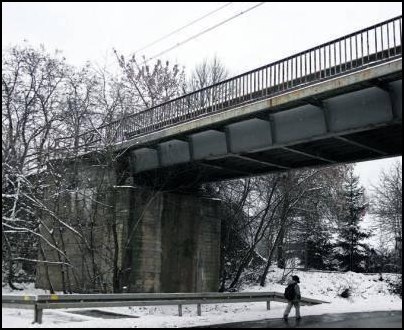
2;269;401;328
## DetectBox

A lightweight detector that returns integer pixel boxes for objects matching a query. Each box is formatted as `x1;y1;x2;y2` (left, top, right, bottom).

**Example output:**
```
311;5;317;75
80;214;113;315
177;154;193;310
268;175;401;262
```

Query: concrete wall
124;190;221;293
125;190;164;293
160;193;221;292
36;162;129;293
36;161;221;293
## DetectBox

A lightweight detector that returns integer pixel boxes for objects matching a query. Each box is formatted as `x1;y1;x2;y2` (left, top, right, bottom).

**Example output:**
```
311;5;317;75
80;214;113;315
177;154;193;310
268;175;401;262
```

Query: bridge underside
127;65;402;188
134;123;402;187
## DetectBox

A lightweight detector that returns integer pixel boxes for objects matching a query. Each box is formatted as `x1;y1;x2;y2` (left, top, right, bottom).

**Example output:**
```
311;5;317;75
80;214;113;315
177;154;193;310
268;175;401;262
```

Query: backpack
284;283;296;300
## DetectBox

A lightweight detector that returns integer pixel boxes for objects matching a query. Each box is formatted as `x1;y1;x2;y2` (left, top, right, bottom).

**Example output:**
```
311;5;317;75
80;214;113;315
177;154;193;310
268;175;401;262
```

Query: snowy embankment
2;269;401;328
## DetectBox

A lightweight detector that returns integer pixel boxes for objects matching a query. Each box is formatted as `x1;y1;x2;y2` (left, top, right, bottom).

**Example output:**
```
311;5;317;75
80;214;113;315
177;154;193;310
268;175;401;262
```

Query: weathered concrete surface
390;80;402;119
36;161;221;293
189;130;228;160
124;189;221;293
126;189;164;293
131;148;159;173
36;162;129;293
325;86;393;132
272;104;327;143
160;193;221;292
159;139;191;166
226;118;272;153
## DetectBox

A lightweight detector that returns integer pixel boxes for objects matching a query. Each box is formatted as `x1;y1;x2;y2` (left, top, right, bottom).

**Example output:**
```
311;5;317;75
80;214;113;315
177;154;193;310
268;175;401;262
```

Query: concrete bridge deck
127;60;401;187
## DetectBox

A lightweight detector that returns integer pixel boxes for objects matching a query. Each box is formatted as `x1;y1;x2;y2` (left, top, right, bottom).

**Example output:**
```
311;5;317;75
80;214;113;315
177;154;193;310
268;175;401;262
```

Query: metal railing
57;15;402;153
2;291;328;324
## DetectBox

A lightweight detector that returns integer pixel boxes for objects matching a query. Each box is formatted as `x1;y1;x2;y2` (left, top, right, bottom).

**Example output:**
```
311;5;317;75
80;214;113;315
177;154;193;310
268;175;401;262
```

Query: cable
134;2;233;55
142;2;266;65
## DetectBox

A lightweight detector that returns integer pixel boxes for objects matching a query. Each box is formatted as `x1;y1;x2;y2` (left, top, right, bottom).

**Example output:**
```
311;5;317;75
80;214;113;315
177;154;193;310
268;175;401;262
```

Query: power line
134;2;233;55
142;2;266;65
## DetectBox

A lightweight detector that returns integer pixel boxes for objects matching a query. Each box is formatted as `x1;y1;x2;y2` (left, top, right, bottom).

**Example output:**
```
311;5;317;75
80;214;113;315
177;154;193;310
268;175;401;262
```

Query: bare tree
2;45;69;288
371;161;402;272
189;55;229;90
188;56;229;111
114;51;186;110
208;164;348;290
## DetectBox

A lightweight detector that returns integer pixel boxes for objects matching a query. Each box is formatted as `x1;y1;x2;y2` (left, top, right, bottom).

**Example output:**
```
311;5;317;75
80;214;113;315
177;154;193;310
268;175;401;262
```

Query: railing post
197;303;202;316
266;300;271;310
34;304;43;324
178;304;183;317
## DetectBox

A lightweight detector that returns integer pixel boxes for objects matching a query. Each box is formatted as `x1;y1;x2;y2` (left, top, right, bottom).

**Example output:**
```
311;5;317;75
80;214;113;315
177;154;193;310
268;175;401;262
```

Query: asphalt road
196;311;402;328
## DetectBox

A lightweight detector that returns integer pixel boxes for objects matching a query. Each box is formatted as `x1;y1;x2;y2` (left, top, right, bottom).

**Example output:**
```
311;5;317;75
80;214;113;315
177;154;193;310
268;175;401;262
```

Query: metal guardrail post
34;304;43;324
178;304;183;317
267;300;271;310
197;303;202;316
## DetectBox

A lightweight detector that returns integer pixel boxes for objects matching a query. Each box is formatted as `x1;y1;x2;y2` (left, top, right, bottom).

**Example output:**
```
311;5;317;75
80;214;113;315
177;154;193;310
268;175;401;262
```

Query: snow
2;269;401;328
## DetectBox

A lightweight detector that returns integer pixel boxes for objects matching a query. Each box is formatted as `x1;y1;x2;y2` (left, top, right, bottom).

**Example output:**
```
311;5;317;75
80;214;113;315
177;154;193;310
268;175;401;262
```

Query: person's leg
294;301;301;319
283;301;293;319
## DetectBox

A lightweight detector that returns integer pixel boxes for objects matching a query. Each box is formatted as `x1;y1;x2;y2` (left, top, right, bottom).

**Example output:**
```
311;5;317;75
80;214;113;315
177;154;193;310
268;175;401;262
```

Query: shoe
296;317;302;320
283;316;288;321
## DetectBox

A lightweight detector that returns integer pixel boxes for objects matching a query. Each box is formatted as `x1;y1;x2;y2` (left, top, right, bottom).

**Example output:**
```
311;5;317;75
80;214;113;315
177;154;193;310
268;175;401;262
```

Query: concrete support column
127;189;221;293
127;190;164;293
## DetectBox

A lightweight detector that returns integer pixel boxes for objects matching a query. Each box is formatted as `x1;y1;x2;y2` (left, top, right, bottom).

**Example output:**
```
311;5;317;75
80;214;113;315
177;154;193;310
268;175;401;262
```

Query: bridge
38;16;402;295
56;15;402;188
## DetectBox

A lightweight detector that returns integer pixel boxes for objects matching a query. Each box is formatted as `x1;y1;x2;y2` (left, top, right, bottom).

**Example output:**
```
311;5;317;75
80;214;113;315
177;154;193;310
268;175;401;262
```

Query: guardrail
2;291;328;324
55;15;402;154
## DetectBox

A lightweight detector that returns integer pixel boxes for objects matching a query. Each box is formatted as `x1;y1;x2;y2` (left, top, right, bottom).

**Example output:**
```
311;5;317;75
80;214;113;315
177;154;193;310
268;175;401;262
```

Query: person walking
283;275;301;321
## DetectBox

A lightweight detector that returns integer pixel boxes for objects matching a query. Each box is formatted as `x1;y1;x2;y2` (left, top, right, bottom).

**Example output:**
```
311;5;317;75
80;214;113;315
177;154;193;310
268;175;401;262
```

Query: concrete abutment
36;162;221;293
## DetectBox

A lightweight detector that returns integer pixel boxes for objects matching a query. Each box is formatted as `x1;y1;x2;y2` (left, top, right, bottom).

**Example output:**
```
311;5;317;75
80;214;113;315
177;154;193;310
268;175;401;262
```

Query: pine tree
305;225;335;270
335;166;370;272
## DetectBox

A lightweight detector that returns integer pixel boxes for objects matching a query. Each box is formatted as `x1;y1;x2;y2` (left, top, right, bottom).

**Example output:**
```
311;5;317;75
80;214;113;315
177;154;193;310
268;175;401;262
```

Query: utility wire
134;2;233;55
142;2;266;65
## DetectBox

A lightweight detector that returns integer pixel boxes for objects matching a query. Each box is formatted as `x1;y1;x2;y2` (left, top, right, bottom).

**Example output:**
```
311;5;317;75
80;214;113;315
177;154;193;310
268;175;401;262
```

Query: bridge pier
124;188;221;293
36;160;221;293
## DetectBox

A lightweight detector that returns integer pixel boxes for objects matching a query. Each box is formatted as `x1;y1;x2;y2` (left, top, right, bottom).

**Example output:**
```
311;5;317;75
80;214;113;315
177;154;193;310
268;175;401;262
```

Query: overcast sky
2;2;402;191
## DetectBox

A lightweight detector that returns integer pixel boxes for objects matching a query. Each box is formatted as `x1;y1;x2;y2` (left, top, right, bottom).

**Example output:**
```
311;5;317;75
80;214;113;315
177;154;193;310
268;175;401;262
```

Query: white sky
2;1;402;190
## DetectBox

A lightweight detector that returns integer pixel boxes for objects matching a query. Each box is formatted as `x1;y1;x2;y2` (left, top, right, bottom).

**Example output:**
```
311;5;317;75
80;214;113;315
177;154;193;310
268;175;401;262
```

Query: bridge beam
282;147;336;164
189;130;228;160
334;136;388;156
325;86;394;133
225;118;272;153
158;139;191;167
131;148;159;173
271;104;327;144
389;80;402;119
232;154;291;170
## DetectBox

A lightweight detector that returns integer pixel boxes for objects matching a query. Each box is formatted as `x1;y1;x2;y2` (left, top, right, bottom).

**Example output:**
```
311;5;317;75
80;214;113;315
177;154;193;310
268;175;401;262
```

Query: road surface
196;311;402;328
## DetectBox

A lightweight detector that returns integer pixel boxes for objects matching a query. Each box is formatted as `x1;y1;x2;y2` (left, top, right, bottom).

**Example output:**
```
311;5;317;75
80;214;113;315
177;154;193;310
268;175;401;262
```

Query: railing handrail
3;291;279;301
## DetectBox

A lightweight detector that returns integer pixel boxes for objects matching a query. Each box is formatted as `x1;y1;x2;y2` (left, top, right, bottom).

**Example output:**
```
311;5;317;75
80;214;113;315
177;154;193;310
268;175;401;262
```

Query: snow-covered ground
2;269;401;328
